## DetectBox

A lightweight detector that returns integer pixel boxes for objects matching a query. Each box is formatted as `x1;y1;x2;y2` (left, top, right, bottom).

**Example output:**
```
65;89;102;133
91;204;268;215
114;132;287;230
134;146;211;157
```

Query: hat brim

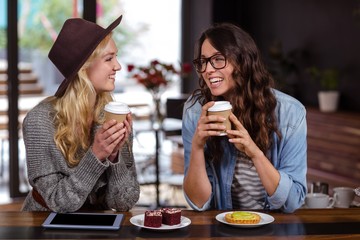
55;15;123;97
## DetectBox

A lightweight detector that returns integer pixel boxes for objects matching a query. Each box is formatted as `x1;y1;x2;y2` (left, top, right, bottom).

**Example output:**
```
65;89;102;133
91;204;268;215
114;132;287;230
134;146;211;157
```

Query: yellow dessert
225;211;261;224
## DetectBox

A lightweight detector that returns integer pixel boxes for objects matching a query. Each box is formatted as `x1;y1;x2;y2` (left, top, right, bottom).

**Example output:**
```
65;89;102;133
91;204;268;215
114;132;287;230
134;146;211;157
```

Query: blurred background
1;0;359;207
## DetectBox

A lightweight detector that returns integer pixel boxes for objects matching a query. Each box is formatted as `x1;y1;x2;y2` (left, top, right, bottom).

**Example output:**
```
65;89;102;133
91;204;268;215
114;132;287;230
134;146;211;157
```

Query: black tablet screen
50;213;117;226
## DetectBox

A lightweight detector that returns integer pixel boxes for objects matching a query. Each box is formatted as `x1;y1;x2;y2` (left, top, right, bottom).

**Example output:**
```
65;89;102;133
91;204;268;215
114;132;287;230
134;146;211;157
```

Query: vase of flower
149;86;165;125
127;60;191;125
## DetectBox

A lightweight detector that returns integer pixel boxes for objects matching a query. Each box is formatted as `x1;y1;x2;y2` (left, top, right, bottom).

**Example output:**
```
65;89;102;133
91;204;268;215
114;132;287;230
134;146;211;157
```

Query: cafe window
0;0;181;199
18;0;182;96
97;0;182;94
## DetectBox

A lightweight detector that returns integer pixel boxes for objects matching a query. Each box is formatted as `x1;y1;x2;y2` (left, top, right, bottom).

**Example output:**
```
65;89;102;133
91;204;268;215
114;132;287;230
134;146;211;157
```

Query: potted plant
268;40;301;97
307;67;340;112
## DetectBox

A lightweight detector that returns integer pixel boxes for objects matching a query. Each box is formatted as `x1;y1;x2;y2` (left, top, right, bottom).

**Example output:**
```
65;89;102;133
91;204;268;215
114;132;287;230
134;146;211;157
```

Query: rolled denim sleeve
182;100;201;176
182;100;213;210
267;97;308;213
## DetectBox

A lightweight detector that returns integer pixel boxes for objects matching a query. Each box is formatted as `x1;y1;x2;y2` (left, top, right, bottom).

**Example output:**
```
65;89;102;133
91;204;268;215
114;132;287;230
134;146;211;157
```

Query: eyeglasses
192;54;227;73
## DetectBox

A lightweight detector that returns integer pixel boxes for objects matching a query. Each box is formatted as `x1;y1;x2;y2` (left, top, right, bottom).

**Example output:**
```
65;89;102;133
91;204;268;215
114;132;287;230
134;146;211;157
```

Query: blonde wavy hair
48;34;113;167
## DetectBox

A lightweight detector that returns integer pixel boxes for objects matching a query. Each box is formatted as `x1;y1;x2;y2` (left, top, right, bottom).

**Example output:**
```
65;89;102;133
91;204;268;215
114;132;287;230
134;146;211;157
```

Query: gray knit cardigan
21;100;140;212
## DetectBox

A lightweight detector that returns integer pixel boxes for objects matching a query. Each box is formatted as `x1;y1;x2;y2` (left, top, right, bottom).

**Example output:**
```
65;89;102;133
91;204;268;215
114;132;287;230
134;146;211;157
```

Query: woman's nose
204;61;215;73
114;59;121;71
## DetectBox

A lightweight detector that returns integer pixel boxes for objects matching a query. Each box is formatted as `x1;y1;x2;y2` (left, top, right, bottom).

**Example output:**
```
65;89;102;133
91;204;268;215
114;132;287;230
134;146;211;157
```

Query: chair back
165;94;189;120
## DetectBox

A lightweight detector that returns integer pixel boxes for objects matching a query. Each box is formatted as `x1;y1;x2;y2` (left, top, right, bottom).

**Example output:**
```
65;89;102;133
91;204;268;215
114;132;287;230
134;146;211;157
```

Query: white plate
215;211;274;228
130;214;191;231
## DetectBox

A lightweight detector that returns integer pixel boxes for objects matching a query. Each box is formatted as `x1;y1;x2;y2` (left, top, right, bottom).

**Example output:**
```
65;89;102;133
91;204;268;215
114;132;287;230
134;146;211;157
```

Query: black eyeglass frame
192;53;227;73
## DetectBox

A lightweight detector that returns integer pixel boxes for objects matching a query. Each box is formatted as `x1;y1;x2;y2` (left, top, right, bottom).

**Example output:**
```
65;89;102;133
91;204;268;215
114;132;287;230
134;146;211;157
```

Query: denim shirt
182;89;307;213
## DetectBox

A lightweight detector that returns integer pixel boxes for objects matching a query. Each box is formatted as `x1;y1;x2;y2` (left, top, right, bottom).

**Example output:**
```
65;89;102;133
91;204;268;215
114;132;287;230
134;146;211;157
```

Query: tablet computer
42;212;124;230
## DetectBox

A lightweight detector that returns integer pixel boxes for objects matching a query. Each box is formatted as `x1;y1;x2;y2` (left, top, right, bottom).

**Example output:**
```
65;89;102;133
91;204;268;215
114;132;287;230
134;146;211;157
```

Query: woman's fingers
93;119;129;160
228;113;245;131
201;101;227;132
201;101;215;116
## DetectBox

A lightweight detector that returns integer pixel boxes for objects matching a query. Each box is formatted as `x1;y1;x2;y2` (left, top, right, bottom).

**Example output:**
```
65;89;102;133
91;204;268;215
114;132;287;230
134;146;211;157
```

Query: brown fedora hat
49;15;123;97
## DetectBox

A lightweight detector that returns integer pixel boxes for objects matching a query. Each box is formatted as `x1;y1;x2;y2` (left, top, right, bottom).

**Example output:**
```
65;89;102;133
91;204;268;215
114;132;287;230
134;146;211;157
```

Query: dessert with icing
143;208;182;228
225;211;261;224
161;208;182;225
144;210;162;227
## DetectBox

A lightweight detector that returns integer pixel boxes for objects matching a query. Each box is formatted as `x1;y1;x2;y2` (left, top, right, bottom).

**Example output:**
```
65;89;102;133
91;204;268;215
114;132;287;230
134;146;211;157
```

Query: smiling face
200;39;236;99
86;38;121;94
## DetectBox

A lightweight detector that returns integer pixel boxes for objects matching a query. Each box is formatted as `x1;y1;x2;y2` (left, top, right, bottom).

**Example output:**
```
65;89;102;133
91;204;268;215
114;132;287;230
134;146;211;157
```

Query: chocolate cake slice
161;208;182;225
144;210;162;228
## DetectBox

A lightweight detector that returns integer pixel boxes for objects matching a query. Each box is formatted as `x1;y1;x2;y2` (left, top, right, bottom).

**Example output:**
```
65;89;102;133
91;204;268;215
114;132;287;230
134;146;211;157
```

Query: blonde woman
21;15;140;212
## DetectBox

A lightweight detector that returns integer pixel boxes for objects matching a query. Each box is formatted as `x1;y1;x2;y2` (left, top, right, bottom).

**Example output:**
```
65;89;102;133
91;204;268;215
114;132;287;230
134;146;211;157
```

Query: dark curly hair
189;23;281;163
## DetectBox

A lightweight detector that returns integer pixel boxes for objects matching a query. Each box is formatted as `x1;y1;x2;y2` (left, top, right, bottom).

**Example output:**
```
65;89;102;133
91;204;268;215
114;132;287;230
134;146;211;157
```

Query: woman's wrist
250;149;265;163
108;151;119;163
90;146;106;162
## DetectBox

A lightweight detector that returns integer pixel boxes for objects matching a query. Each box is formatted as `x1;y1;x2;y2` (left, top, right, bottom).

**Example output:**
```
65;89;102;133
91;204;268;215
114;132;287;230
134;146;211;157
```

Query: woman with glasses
182;23;307;213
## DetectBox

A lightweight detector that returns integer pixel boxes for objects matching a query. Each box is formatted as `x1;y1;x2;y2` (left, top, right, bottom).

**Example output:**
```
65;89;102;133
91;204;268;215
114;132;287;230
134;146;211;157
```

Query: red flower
182;63;192;74
127;64;135;72
127;60;190;92
151;60;160;66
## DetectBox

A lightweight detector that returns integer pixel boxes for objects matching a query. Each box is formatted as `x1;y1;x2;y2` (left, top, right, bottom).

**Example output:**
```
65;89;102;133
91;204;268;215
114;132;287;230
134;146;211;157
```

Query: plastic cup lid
104;102;130;114
208;101;232;112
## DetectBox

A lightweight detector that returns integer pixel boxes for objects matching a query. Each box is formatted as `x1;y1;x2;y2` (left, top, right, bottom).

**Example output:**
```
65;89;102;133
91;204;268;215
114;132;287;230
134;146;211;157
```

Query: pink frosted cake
144;210;162;228
161;208;182;225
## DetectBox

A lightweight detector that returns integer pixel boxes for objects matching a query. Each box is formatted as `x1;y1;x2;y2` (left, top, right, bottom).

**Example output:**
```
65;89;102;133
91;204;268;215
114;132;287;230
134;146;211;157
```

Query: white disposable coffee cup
333;187;355;208
305;193;334;209
207;101;232;136
104;101;130;123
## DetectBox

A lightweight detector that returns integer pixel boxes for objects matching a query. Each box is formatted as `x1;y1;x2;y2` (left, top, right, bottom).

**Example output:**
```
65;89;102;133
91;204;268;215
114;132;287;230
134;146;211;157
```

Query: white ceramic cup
333;187;355;208
305;193;335;209
207;101;232;136
104;101;130;123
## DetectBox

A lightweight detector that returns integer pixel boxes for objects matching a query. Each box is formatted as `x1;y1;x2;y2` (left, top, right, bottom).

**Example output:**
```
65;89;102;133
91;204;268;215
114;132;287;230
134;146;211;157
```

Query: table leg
155;129;160;207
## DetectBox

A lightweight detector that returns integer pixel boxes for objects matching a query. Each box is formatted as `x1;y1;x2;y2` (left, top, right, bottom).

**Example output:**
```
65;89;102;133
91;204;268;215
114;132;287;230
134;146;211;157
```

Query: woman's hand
192;101;227;149
227;113;280;196
227;113;263;159
92;113;132;162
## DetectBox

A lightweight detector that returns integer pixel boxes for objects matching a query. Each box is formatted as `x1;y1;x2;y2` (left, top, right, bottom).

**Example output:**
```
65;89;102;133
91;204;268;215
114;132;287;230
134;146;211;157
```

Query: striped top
231;151;265;210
